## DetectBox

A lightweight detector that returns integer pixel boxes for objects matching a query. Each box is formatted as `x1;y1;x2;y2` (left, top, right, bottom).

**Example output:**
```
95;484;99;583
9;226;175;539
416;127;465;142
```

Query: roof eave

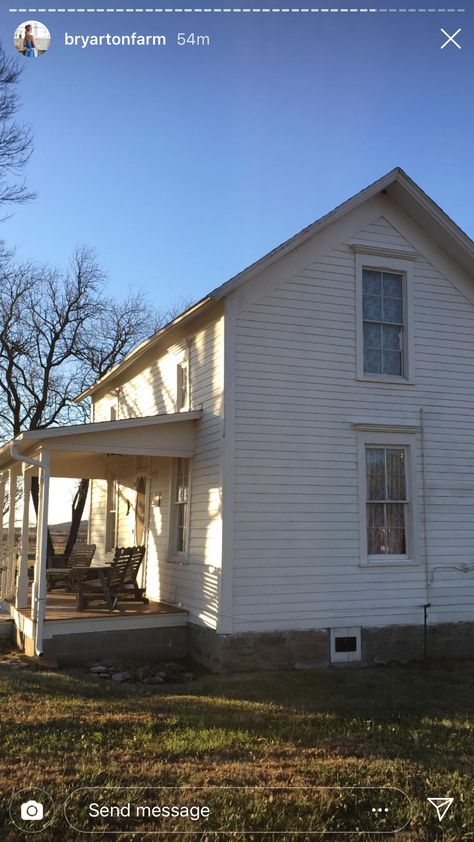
75;296;213;402
76;169;404;403
76;166;474;403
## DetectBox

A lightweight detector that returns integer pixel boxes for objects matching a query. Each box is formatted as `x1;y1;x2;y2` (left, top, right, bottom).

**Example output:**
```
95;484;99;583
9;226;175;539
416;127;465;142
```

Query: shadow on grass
0;660;473;774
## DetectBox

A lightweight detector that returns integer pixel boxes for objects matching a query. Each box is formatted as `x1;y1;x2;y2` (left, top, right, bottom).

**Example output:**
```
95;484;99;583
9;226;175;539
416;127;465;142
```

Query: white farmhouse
1;168;473;669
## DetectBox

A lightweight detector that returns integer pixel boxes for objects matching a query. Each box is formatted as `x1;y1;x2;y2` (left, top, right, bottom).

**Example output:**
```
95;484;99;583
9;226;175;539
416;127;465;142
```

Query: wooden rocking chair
74;545;147;611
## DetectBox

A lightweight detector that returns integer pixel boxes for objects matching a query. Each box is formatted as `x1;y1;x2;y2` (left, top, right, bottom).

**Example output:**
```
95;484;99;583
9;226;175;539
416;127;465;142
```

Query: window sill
166;555;189;565
356;375;415;386
359;557;419;568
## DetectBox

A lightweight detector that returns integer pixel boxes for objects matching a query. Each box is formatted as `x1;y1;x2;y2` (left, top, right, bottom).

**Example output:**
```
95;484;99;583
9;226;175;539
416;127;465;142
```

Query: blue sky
2;4;471;522
0;5;472;317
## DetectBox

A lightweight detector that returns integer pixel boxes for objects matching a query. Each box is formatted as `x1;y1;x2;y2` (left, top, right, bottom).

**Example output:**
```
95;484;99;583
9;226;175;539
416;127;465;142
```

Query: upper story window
363;270;404;376
176;360;189;411
355;252;415;384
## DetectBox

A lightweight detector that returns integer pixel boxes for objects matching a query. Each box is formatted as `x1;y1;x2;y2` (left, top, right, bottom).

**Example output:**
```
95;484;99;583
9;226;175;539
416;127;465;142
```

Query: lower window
169;457;190;557
105;478;117;552
357;431;418;565
366;446;407;556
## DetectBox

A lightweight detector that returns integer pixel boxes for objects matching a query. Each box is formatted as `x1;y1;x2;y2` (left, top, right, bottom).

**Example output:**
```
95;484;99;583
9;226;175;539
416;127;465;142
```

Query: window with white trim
105;478;118;552
366;447;407;555
176;360;189;411
169;458;190;556
355;253;414;383
363;269;404;376
357;430;419;566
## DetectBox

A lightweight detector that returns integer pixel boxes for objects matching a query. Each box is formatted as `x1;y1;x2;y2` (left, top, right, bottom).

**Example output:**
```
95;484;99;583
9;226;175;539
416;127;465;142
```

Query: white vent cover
330;627;361;663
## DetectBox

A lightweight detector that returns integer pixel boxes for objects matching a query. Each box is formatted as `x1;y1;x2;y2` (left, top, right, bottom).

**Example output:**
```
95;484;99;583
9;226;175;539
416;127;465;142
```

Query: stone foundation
188;621;474;673
362;622;474;664
25;626;188;666
0;616;14;641
11;620;474;671
188;624;330;673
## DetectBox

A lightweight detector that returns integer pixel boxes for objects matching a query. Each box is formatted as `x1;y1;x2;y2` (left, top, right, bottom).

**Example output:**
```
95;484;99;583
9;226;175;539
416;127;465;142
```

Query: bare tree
0;43;34;209
0;245;191;556
0;248;102;437
0;247;162;438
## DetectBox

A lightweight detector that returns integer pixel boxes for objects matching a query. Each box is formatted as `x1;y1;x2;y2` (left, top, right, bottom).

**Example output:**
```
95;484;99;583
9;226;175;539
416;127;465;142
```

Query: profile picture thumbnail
14;21;51;58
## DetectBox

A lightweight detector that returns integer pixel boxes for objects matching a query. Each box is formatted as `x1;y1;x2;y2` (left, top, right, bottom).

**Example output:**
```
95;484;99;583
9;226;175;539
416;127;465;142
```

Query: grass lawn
0;657;472;840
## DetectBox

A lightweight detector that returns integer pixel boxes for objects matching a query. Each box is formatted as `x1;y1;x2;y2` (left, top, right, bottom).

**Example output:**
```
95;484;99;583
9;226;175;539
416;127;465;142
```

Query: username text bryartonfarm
65;32;167;48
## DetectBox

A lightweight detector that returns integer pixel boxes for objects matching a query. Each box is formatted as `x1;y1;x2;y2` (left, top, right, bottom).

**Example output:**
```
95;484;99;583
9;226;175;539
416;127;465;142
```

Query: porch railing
0;544;20;602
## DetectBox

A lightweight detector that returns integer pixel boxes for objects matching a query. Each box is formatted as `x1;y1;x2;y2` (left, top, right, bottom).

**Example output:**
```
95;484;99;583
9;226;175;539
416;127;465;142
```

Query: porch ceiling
0;411;202;477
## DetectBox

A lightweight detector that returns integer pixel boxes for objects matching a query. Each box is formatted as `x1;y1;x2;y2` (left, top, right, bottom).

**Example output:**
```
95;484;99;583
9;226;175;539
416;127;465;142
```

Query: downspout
420;409;432;657
10;443;49;656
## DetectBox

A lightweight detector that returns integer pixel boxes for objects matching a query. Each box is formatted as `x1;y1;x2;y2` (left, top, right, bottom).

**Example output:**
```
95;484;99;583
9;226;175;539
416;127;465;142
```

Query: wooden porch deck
11;590;188;623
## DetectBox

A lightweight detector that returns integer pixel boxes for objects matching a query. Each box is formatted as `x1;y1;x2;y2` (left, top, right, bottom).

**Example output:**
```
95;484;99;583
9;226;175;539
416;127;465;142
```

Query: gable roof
77;167;474;401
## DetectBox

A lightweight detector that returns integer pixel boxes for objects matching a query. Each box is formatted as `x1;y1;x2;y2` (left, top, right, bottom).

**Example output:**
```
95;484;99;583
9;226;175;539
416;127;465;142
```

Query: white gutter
10;443;45;470
10;443;49;656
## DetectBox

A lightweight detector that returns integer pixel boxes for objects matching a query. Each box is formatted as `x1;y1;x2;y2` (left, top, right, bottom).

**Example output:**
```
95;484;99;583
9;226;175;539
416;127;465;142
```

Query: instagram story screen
0;2;473;841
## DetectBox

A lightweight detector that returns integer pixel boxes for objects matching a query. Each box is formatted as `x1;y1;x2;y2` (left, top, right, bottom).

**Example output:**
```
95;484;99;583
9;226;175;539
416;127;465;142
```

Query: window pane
382;296;403;324
382;324;402;351
364;348;382;374
177;362;188;410
383;272;403;298
386;450;406;500
176;503;186;552
366;449;386;500
386;502;405;527
364;323;381;349
386;503;406;553
367;502;385;555
382;349;402;376
363;270;381;295
173;458;190;554
386;529;406;554
363;294;382;321
367;501;384;527
176;458;189;503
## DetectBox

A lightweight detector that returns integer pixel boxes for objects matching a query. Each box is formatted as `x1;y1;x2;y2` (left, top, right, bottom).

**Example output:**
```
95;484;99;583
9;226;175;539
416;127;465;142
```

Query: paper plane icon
427;797;454;822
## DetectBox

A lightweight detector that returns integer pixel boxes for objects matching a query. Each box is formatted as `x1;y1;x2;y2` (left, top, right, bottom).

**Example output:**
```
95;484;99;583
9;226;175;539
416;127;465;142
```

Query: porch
0;411;201;662
7;588;188;664
12;588;187;624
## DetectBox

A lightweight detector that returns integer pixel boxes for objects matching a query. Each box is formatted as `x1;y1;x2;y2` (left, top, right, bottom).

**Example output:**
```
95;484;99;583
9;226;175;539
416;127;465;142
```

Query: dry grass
0;658;472;840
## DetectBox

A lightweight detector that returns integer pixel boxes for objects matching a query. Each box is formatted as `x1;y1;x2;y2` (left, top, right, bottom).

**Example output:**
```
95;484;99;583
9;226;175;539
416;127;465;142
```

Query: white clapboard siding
89;314;224;628
231;213;474;632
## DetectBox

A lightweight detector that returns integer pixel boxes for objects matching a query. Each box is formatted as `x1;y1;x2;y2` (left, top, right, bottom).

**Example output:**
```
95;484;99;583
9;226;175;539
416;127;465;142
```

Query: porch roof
0;410;202;477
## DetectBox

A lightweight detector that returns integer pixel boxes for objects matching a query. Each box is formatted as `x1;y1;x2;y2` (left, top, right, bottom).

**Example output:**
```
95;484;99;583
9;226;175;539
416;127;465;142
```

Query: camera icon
20;800;44;821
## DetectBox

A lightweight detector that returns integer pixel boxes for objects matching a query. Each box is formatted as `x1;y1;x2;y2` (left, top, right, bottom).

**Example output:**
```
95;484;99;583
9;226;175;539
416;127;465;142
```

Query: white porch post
16;468;32;610
0;473;5;594
31;449;50;655
6;467;18;598
7;467;17;548
0;473;5;561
